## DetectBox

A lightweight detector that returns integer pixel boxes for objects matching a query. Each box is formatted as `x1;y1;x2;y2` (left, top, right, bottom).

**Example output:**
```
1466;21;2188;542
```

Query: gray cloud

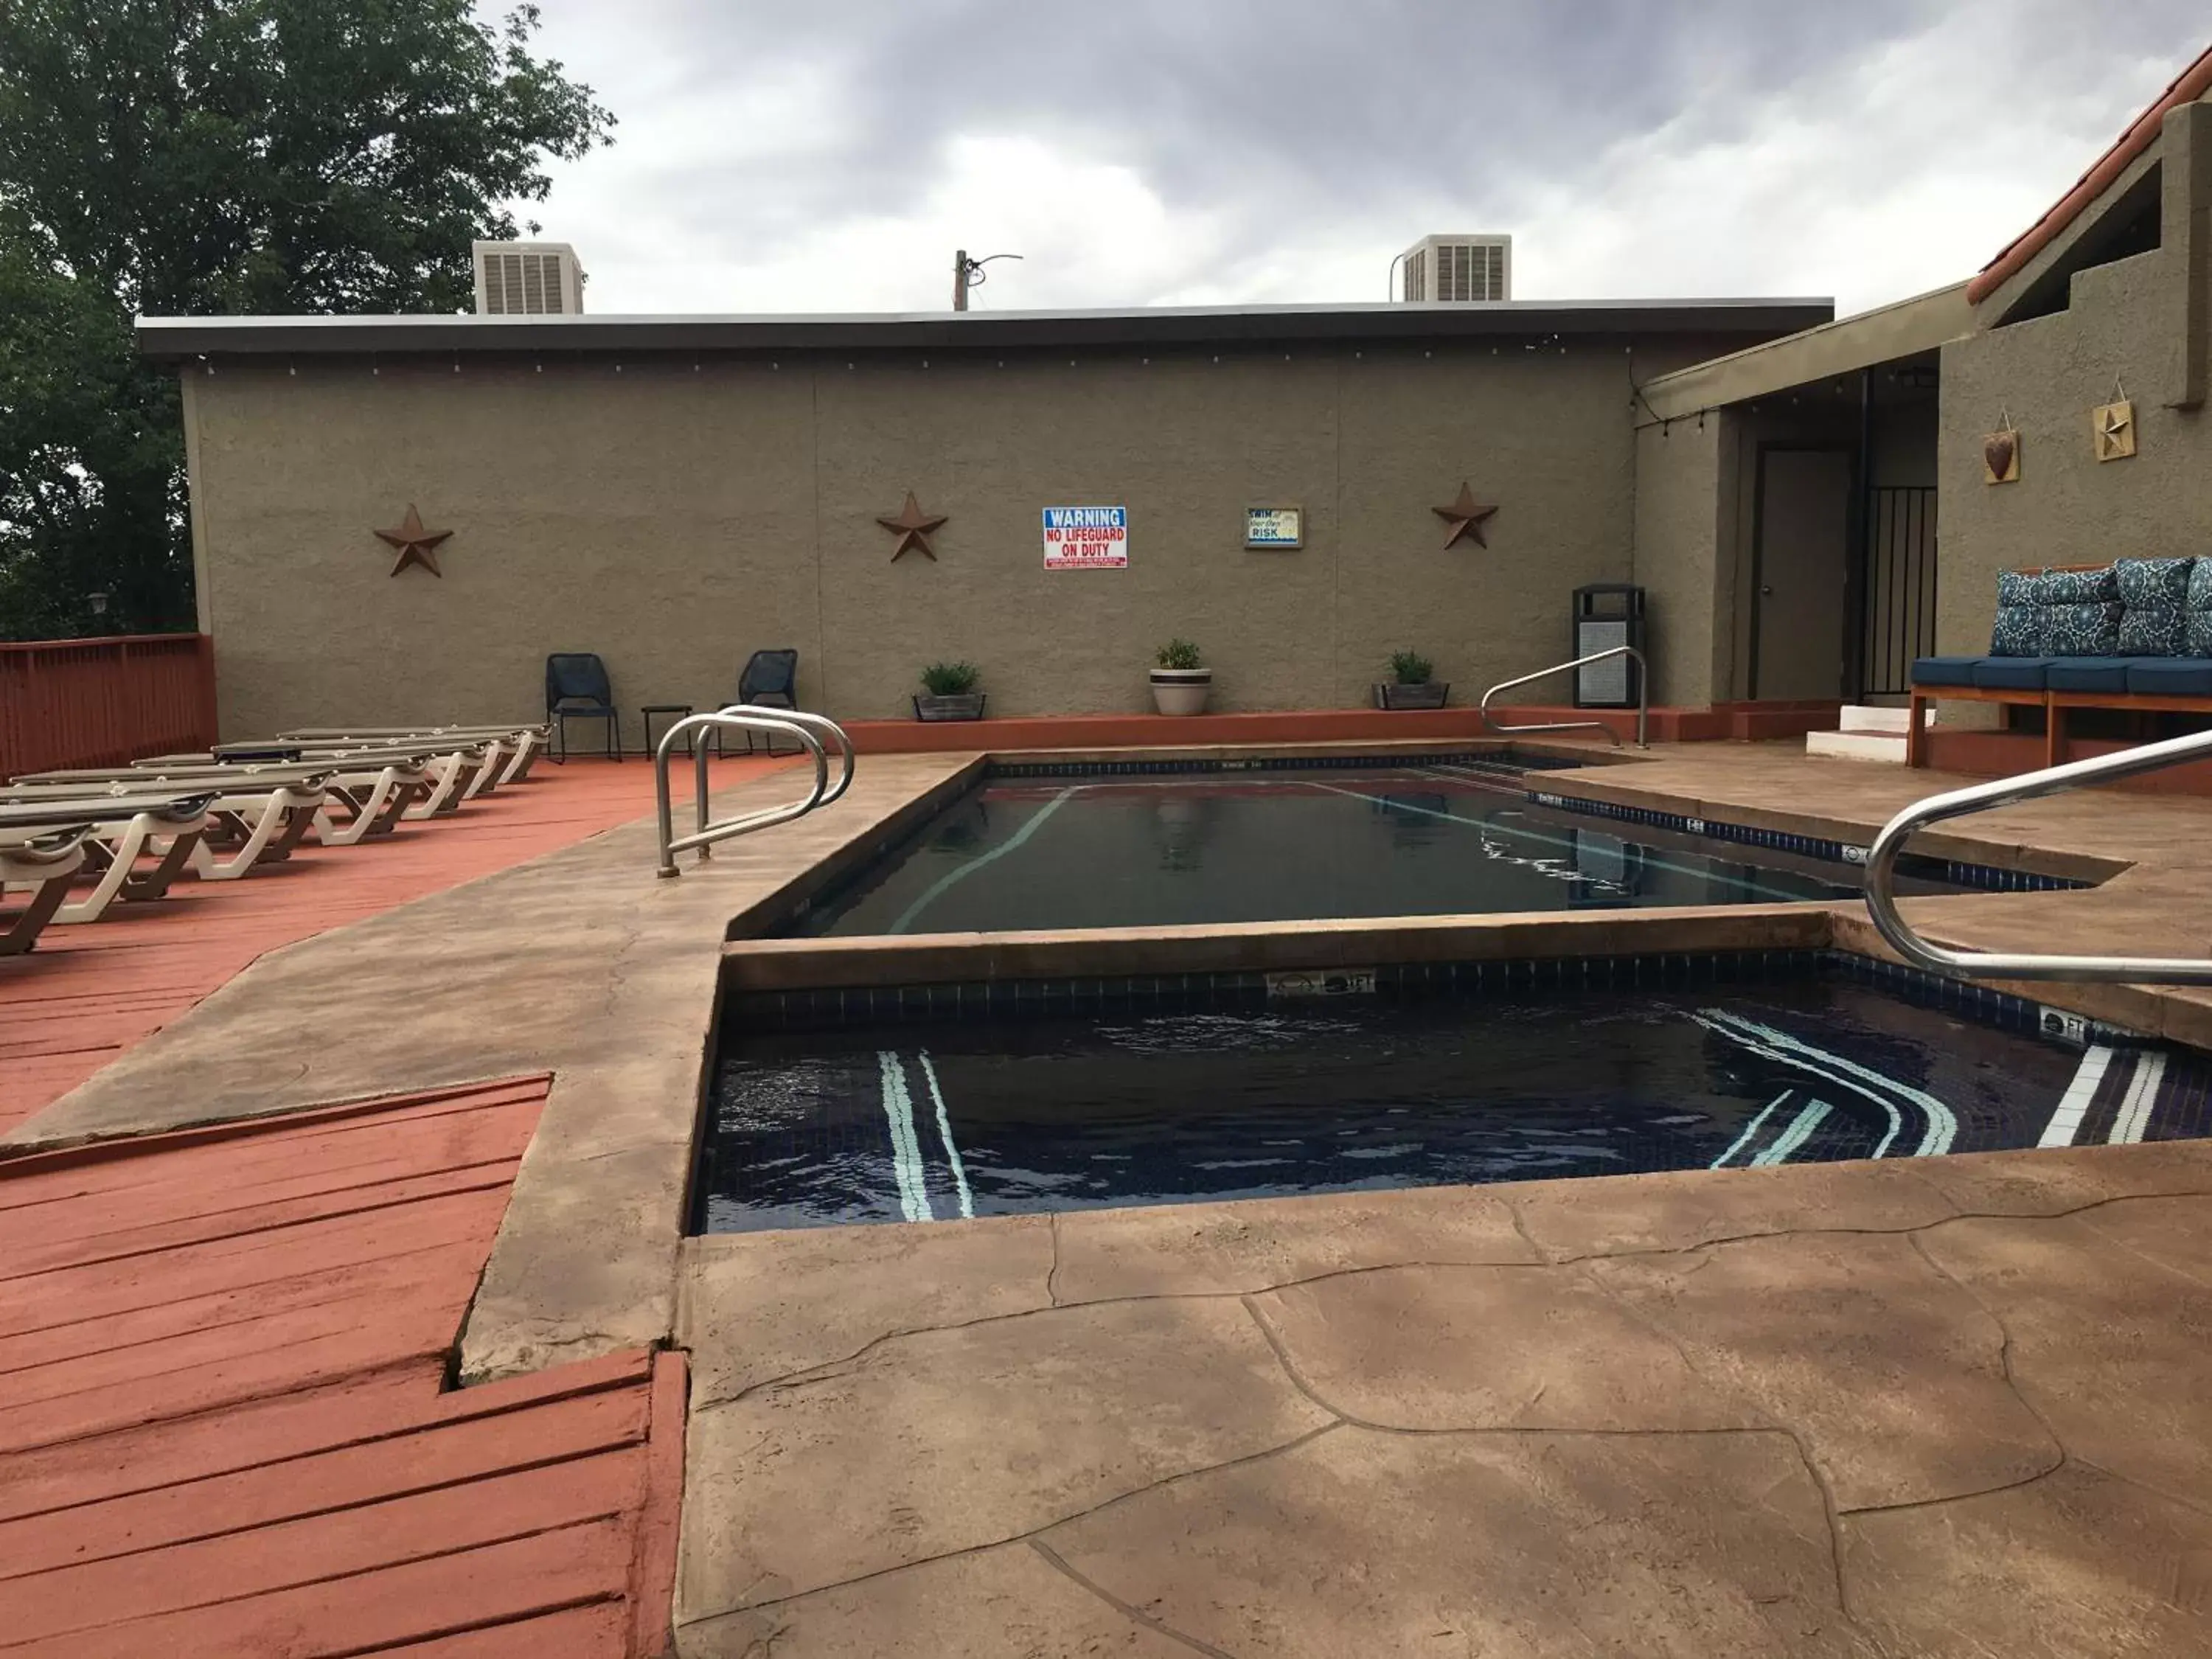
523;1;2208;312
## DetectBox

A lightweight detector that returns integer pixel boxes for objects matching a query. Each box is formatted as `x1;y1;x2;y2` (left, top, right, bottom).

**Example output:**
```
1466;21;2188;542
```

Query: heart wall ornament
1982;430;2020;484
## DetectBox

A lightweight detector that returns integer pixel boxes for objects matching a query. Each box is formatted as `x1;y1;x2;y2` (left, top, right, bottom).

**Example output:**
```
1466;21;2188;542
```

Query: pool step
1840;704;1911;734
1806;728;1908;764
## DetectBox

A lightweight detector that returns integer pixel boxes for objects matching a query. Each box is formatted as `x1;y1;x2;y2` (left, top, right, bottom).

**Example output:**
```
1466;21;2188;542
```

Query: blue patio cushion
1990;602;2042;655
1910;656;1983;687
1972;657;2056;691
2044;657;2135;693
2126;659;2212;698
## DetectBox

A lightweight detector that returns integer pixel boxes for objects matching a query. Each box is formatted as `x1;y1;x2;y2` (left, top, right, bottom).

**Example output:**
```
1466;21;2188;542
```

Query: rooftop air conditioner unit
1398;234;1512;303
472;240;587;315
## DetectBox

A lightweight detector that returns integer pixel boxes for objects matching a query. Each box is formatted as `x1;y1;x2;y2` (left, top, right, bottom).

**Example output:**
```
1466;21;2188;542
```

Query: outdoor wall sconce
878;492;947;561
1433;482;1500;549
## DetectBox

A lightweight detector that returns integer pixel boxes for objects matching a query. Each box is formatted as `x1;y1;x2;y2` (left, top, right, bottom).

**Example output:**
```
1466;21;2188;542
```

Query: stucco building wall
183;336;1761;745
1938;250;2211;658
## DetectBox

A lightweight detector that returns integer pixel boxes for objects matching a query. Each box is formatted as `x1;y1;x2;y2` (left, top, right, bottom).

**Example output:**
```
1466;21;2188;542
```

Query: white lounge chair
281;724;547;784
1;828;91;955
202;740;493;814
17;759;428;848
1;776;330;881
0;795;216;923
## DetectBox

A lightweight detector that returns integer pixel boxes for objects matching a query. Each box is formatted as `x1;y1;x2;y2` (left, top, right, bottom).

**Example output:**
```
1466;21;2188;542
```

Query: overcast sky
521;2;2208;319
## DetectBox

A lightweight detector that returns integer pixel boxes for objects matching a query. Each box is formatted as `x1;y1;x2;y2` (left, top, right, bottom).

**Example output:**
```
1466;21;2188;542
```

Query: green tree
0;0;613;638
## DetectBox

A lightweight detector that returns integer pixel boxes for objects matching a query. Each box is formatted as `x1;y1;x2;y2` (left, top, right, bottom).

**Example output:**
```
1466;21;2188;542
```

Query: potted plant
1374;650;1449;710
914;661;987;721
1150;639;1211;715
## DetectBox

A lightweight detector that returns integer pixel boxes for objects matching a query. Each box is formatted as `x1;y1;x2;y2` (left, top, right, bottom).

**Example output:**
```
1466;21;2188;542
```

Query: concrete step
1806;729;1908;764
1839;704;1911;734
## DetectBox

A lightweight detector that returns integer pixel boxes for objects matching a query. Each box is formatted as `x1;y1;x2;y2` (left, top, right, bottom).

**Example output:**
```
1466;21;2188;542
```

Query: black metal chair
546;653;620;762
726;649;800;755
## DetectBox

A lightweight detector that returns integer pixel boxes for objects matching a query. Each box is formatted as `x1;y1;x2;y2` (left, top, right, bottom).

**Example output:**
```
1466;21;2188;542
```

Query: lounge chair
546;655;619;762
279;724;548;784
0;794;216;923
1;776;330;881
1;828;91;955
207;737;502;806
19;759;428;847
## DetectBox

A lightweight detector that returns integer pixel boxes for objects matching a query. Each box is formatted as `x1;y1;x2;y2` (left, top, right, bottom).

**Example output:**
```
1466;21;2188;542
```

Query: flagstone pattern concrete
675;1139;2212;1658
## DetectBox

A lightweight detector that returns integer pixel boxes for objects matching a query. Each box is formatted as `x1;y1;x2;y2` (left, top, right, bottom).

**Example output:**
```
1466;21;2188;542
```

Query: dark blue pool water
697;971;2209;1233
789;763;1961;936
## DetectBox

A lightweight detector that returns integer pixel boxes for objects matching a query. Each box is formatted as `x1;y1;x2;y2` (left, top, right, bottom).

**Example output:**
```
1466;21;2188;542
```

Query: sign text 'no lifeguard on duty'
1041;506;1129;570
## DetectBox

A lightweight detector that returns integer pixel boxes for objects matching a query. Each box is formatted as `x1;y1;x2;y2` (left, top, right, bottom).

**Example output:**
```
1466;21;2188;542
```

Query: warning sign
1042;505;1128;570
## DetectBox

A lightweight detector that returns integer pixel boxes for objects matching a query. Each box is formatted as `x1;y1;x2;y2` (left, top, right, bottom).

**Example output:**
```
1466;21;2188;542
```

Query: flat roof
136;298;1834;360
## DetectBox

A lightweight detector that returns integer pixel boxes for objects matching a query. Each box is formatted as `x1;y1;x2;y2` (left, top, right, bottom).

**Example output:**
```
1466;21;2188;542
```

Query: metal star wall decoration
1432;482;1500;549
877;491;947;561
374;504;453;577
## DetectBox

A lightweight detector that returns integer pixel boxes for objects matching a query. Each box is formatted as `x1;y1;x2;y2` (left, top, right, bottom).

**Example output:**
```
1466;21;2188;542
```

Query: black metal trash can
1571;584;1646;708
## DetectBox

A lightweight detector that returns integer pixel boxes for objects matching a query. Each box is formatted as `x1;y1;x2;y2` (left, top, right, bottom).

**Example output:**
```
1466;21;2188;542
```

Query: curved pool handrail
717;703;856;807
653;709;851;878
1478;646;1648;748
1863;724;2212;984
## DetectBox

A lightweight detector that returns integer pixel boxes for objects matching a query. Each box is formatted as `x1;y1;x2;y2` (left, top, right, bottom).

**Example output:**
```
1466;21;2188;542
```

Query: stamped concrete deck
7;738;2212;1654
675;1140;2212;1657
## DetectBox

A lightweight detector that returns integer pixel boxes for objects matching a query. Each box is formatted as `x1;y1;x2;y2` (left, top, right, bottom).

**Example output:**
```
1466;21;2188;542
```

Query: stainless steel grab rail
1863;725;2212;984
653;706;855;878
1478;646;1648;748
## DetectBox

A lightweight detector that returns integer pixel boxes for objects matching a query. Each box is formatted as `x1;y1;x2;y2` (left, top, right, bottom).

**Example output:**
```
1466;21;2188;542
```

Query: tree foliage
0;1;613;637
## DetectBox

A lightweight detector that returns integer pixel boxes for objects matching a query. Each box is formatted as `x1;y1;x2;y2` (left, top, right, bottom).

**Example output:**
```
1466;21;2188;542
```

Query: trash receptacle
1572;584;1646;708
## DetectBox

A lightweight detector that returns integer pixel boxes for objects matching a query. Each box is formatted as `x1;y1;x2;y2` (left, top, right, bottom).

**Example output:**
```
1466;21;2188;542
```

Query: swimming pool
787;758;1971;936
696;956;2208;1232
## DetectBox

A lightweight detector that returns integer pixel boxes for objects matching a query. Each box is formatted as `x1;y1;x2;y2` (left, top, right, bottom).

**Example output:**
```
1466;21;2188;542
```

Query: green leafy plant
0;1;616;638
1155;639;1204;671
919;660;980;695
1389;650;1434;686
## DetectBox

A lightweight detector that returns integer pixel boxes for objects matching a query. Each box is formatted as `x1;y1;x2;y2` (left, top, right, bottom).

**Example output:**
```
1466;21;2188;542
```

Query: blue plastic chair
546;653;619;762
728;649;799;755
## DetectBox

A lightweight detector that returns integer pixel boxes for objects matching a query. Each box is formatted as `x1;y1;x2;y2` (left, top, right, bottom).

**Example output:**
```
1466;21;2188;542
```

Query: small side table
641;703;696;757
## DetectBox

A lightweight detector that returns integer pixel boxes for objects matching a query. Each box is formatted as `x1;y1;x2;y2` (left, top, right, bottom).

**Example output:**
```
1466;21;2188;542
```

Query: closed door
1753;448;1851;701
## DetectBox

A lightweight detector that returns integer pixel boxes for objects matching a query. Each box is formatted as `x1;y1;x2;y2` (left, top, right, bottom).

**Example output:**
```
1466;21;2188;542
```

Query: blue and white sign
1042;505;1129;570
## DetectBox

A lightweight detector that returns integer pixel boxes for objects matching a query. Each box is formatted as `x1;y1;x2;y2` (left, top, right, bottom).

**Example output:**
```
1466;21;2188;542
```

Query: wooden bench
1907;563;2212;768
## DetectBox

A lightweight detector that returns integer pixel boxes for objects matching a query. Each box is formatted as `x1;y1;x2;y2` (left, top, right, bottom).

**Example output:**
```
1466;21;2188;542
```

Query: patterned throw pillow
1991;570;2045;655
2121;605;2187;655
2115;557;2194;611
2044;601;2122;656
1990;602;2043;655
2188;562;2212;658
2040;566;2121;604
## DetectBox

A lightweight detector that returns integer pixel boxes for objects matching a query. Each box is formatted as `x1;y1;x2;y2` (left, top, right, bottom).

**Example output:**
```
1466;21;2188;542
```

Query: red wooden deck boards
0;1078;688;1656
0;756;781;1134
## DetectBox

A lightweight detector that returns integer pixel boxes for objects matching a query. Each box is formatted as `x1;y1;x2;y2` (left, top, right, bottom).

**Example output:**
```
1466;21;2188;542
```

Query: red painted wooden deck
0;1075;685;1656
0;756;779;1135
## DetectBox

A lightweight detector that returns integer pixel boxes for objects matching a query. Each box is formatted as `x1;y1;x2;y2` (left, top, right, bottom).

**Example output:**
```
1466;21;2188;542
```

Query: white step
1838;704;1910;734
1806;730;1908;764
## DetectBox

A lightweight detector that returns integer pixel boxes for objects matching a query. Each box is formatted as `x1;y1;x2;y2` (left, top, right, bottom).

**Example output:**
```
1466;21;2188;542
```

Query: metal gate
1858;486;1937;698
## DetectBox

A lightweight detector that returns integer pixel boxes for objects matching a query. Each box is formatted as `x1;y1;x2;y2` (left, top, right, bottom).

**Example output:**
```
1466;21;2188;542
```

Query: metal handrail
653;706;855;878
1479;646;1648;747
1863;725;2212;984
718;705;857;809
